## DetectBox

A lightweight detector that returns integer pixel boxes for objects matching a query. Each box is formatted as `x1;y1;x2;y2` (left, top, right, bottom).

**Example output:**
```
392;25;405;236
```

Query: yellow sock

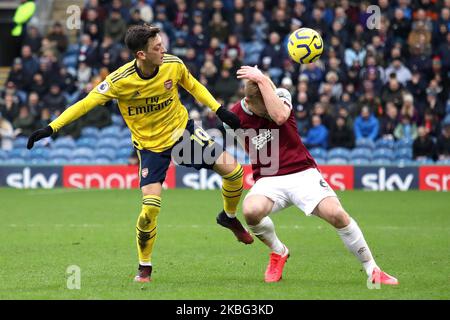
221;163;244;215
136;195;161;265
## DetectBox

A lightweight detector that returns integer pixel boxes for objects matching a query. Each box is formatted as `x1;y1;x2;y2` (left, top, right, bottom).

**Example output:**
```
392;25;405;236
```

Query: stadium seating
12;137;28;149
395;139;413;150
100;125;123;139
351;158;371;165
375;138;395;150
71;147;95;159
355;138;375;150
395;148;413;160
436;159;450;165
309;147;327;160
372;148;395;161
350;148;372;160
49;157;69;165
314;157;326;164
52;137;76;149
371;158;392;166
96;138;119;149
81;127;100;139
415;158;435;165
76;137;97;148
327;148;351;161
94;148;116;160
327;157;348;165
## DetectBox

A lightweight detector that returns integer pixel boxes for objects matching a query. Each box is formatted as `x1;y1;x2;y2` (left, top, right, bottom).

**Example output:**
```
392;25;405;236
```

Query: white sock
336;218;378;276
225;211;236;218
248;216;285;255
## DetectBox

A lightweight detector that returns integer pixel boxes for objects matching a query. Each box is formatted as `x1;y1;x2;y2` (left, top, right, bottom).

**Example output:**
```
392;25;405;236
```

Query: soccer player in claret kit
26;25;254;282
229;65;398;285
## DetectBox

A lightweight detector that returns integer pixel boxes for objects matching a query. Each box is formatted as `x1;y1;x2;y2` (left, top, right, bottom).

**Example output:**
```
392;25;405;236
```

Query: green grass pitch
0;188;448;300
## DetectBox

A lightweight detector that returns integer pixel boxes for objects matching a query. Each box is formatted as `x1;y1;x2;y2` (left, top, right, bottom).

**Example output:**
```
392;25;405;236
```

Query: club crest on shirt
141;168;149;178
164;79;173;90
251;129;274;150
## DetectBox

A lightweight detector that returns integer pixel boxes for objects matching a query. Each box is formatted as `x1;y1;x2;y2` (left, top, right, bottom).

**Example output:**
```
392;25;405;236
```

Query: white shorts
245;168;337;215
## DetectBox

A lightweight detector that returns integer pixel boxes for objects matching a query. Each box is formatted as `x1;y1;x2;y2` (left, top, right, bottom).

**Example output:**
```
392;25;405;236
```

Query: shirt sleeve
275;88;293;109
49;79;118;132
178;62;221;112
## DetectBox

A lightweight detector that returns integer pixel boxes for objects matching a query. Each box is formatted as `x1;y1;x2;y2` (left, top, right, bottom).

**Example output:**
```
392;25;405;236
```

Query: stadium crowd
0;0;449;163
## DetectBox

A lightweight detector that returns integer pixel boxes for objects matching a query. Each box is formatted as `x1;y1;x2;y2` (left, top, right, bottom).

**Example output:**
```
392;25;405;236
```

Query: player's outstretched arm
237;66;291;125
27;80;116;149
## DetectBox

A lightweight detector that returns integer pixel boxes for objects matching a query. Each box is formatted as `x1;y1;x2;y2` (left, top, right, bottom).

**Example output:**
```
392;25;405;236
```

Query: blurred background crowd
0;0;449;165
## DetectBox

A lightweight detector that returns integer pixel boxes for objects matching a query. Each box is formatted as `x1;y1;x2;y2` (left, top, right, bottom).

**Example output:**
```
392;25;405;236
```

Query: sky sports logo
0;166;448;191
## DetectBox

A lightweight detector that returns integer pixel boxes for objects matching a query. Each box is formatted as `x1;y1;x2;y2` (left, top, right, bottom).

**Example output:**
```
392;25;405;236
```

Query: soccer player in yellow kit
27;25;253;282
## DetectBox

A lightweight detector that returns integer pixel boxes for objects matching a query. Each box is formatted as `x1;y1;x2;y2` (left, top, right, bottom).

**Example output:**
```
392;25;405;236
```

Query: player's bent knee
332;207;350;228
243;200;268;224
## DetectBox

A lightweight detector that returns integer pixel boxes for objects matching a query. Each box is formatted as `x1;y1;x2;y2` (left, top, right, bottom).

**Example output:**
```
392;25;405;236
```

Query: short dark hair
125;24;160;54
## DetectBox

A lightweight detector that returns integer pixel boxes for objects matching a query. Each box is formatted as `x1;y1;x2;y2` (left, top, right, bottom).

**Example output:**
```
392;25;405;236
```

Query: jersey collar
134;60;159;80
240;99;253;115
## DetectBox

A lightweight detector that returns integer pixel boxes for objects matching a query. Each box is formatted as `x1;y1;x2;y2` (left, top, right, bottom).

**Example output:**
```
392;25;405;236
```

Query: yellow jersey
49;54;221;152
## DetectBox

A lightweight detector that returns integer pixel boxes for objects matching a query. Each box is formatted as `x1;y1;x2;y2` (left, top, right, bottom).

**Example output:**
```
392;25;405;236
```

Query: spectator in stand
0;94;20;123
312;102;334;130
83;9;104;43
213;69;239;105
104;9;127;43
47;22;69;55
384;58;412;86
250;11;268;43
259;32;285;84
81;0;107;22
436;123;450;160
42;84;66;116
354;106;379;142
222;34;244;64
344;41;366;68
133;0;154;23
399;93;419;124
0;112;16;150
78;34;98;67
20;45;39;77
128;8;145;27
413;126;436;160
329;116;355;149
36;107;51;129
295;103;309;138
23;25;42;54
394;115;418;141
390;8;412;43
380;102;399;139
425;84;446;120
27;91;43;118
29;72;48;98
381;73;405;109
303;114;328;149
7;58;29;91
13;106;34;137
209;12;229;43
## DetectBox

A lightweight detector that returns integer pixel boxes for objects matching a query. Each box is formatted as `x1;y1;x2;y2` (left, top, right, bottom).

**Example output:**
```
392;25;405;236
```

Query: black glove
27;126;53;149
216;106;241;129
